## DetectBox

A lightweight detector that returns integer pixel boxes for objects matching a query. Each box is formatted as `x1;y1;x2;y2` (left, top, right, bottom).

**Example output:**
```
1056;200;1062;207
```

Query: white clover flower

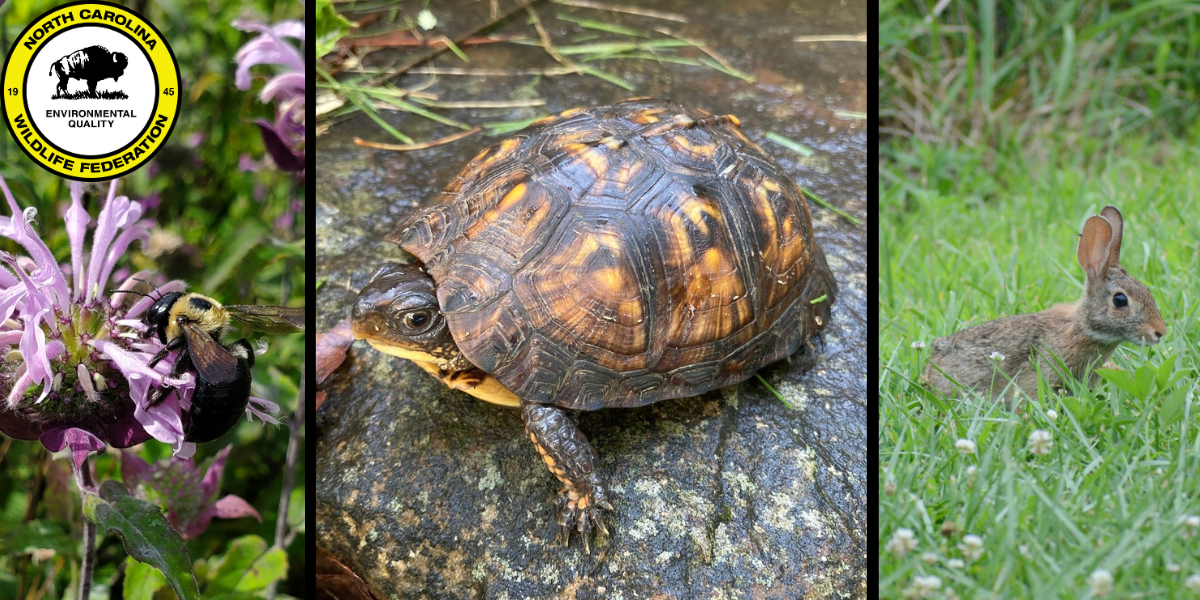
988;351;1005;362
886;527;917;557
911;340;926;349
1028;429;1054;455
947;558;964;569
955;438;976;455
908;575;942;598
1166;562;1181;573
1047;409;1057;421
1087;568;1113;597
1179;514;1200;528
958;533;984;561
1185;574;1200;591
920;552;938;565
1018;544;1030;558
965;465;977;478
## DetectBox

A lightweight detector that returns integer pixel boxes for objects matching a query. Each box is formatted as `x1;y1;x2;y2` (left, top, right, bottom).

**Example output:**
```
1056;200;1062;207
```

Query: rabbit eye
1113;293;1128;308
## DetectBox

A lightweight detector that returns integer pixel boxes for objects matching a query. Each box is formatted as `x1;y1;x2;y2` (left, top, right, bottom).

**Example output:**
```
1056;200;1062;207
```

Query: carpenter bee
117;282;305;442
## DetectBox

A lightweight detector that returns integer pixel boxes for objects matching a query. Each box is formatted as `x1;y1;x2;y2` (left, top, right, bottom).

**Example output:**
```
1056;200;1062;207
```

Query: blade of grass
546;39;691;54
765;131;814;157
584;52;706;66
576;64;634;90
555;12;649;37
654;27;756;83
696;56;755;83
482;116;547;135
755;374;795;409
552;0;688;23
362;88;472;129
797;183;862;225
438;35;470;62
354;126;483;151
318;67;416;143
407;98;547;109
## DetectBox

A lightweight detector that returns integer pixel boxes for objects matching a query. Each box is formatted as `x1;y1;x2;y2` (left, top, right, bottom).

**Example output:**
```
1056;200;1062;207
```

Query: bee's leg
147;335;187;368
149;347;192;407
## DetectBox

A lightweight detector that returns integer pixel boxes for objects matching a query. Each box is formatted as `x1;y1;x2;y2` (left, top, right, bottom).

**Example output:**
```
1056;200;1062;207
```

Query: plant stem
76;459;96;600
266;365;305;600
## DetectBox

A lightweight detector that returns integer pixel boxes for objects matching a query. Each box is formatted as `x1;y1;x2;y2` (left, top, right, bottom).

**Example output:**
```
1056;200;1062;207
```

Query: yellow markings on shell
575;145;608;178
753;182;778;235
468;147;492;166
724;114;741;127
559;107;586;118
596;267;627;292
483;138;521;167
702;248;726;273
498;183;527;212
679;194;720;237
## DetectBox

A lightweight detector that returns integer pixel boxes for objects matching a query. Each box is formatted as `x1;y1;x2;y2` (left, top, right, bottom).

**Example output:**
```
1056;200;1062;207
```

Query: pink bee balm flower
0;175;279;464
122;446;261;539
234;18;305;174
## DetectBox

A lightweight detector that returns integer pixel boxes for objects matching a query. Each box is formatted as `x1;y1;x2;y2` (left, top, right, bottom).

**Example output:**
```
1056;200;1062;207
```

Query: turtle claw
554;485;610;552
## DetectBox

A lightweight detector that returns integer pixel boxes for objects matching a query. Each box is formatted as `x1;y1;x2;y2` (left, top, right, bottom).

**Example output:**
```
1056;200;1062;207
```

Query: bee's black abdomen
184;354;253;443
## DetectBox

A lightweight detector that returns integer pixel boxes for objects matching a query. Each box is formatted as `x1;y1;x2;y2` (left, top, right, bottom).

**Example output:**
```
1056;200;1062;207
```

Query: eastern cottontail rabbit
923;206;1166;402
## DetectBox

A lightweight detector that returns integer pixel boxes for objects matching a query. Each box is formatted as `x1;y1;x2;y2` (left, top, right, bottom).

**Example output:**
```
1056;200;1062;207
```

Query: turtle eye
402;310;435;333
1113;293;1128;308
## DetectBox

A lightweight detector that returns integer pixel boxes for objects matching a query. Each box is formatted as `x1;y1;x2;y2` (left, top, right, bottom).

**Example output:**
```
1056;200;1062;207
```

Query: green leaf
1133;365;1156;400
123;557;167;600
1159;385;1189;428
317;0;353;59
287;487;306;534
1097;367;1154;401
1155;355;1185;391
207;535;289;594
83;481;199;600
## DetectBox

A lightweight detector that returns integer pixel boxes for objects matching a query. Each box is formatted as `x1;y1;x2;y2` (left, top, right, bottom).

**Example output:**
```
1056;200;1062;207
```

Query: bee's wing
179;320;241;384
225;305;305;334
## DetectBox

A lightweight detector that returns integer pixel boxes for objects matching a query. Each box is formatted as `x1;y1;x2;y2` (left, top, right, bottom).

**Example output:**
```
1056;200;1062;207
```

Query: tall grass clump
880;1;1200;158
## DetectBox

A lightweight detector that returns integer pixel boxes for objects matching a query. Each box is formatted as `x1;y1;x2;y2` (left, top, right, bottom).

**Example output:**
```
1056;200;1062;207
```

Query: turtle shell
393;99;837;411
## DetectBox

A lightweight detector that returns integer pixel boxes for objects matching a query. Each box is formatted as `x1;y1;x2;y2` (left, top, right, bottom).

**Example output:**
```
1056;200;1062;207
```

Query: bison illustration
49;45;129;98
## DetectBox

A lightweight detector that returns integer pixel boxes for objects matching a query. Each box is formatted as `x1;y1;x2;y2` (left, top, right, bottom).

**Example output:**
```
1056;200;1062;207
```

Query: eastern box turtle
351;99;837;549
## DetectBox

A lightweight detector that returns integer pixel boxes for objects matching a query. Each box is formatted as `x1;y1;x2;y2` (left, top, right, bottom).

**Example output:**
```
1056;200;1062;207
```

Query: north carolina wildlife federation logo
1;1;180;180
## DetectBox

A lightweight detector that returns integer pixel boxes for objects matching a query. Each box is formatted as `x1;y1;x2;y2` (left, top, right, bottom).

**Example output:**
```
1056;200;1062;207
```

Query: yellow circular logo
1;1;180;181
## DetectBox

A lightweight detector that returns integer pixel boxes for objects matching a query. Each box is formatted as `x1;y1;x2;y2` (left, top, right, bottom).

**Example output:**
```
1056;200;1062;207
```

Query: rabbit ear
1099;205;1124;267
1077;215;1113;281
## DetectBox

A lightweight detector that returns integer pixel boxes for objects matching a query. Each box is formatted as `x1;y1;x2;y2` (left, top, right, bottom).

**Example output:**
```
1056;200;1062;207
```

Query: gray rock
316;0;865;596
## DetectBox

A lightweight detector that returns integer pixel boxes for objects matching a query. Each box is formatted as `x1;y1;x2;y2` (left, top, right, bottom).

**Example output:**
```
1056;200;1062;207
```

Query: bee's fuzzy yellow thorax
165;293;230;342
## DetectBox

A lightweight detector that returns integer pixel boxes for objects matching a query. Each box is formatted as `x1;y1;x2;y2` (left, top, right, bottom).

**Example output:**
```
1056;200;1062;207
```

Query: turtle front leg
520;401;612;552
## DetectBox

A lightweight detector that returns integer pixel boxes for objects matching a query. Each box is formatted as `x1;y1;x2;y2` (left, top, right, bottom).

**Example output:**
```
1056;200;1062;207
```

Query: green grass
879;127;1200;597
884;2;1200;597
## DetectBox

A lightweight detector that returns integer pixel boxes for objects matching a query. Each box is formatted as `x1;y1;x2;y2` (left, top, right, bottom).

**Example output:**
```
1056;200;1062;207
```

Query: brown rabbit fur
923;206;1166;403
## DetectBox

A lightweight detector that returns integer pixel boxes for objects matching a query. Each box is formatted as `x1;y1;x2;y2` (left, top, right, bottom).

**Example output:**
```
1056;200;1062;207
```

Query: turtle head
351;262;471;371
